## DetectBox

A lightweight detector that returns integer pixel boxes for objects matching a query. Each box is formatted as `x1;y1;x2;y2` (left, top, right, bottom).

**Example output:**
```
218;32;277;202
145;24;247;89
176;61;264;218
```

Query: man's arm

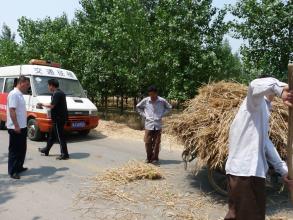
162;99;172;117
39;92;60;109
283;175;293;191
265;140;293;190
250;78;285;98
8;93;20;133
39;103;55;109
9;108;20;133
136;99;146;118
265;139;288;177
249;78;293;108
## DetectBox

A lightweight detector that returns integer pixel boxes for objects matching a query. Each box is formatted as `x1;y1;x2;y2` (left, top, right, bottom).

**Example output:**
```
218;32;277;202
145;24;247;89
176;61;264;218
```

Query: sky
0;0;242;53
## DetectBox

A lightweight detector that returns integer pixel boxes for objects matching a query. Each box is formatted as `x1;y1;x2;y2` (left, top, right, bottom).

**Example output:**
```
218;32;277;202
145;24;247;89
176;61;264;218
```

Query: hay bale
166;81;288;169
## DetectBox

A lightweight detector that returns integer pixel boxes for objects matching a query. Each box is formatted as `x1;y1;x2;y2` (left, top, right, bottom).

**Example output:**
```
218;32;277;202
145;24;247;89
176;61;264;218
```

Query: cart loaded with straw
166;81;289;196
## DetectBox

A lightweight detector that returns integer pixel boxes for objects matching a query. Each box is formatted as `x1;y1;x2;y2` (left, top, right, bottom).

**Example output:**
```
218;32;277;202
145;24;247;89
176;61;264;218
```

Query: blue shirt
136;96;172;130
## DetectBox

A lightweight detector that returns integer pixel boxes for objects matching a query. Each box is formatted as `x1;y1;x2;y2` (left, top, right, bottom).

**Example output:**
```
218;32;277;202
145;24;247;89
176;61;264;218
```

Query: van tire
79;129;90;136
27;119;43;141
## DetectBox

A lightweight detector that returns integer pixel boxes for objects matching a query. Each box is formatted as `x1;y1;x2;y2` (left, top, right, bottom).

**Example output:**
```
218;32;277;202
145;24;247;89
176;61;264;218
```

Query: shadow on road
34;130;107;144
159;159;182;165
0;166;69;205
66;130;107;143
69;152;90;159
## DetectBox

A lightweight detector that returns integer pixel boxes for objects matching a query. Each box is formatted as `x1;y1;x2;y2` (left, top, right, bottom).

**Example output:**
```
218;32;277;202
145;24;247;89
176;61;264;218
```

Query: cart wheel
207;165;228;196
182;149;190;170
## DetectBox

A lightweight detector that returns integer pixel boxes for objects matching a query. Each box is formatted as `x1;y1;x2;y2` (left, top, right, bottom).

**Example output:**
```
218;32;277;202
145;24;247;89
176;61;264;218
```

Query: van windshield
33;76;86;98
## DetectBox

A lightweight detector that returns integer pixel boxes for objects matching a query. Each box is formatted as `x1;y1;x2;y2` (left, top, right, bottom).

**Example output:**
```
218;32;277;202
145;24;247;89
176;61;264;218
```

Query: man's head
147;85;158;101
16;76;30;94
48;79;59;92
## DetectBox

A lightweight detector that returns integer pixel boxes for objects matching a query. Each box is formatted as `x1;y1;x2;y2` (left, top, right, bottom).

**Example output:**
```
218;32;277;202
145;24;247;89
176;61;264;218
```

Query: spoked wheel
207;165;228;196
182;149;196;170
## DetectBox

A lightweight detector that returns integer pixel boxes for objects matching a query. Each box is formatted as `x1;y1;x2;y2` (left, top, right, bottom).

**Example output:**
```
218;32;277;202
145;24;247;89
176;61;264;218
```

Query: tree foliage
0;0;245;109
231;0;292;79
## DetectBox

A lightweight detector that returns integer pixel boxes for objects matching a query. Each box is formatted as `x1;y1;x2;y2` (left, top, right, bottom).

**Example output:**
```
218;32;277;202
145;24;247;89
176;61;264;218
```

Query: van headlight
90;110;98;116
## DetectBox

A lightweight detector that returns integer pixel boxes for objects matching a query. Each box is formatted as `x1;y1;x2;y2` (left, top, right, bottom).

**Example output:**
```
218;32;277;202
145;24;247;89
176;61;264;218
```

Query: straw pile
166;81;288;169
76;160;163;203
99;160;163;184
75;160;214;219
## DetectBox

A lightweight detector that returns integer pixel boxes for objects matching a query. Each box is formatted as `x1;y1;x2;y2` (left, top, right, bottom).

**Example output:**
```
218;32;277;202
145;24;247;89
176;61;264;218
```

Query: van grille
68;111;89;116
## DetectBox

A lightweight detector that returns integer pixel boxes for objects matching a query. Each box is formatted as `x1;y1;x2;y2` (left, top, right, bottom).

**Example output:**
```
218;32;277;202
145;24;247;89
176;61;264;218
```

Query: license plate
72;121;86;128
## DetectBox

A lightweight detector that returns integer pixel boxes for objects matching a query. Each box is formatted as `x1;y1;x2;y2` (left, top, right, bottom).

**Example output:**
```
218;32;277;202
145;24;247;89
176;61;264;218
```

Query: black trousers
45;120;69;156
144;130;161;161
8;128;27;175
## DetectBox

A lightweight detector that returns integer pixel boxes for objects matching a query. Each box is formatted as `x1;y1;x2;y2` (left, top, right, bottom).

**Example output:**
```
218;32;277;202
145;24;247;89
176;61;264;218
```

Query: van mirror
84;90;88;97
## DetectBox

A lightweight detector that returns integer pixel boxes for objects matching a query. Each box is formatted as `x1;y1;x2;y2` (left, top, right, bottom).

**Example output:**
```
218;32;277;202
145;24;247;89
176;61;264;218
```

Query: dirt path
95;119;184;150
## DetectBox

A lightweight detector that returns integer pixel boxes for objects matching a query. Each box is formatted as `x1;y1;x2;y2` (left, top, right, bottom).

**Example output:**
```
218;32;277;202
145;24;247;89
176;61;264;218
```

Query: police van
0;60;99;141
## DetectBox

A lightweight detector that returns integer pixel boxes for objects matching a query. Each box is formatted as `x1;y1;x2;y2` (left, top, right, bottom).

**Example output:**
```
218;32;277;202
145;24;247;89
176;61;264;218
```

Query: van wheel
79;129;90;136
27;119;43;141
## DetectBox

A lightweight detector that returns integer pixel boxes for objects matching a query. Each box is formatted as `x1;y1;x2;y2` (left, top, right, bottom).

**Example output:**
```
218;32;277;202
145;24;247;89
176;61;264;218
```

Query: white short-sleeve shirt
6;88;27;129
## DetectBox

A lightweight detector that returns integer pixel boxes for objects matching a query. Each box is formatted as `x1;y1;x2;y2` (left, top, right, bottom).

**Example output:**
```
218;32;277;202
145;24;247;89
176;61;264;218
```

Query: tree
147;0;234;101
0;24;22;66
75;0;154;112
17;14;77;70
231;0;292;79
0;23;16;41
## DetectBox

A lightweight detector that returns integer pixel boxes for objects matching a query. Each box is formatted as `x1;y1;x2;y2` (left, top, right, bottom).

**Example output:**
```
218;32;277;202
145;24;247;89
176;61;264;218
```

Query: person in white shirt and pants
7;76;30;179
225;76;293;220
136;85;172;164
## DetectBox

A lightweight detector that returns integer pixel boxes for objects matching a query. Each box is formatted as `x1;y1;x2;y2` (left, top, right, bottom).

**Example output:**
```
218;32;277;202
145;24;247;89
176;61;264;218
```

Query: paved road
0;130;292;220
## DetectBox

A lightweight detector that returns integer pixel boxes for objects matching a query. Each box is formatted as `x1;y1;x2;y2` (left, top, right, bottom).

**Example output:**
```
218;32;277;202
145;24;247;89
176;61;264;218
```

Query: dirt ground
96;119;184;151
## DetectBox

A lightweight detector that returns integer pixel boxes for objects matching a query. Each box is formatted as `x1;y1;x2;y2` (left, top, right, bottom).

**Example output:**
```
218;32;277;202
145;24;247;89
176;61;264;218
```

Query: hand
281;86;293;107
283;174;293;191
14;125;21;134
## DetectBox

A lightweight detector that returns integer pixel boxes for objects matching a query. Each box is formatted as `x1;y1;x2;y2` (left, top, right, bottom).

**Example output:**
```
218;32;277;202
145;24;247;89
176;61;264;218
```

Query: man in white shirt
136;85;172;164
7;76;30;179
225;76;293;220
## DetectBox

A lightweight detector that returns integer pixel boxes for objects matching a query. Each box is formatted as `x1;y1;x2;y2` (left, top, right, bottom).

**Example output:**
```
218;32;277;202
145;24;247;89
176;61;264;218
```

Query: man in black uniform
38;79;69;160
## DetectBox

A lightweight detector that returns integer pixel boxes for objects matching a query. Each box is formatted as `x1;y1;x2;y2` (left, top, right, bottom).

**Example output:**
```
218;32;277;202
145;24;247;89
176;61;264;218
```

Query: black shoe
18;167;28;173
10;173;20;179
56;155;69;160
145;159;151;163
38;148;49;156
151;160;160;166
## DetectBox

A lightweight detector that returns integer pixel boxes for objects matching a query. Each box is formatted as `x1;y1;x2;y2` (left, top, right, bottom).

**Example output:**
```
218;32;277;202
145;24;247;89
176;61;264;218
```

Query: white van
0;60;99;141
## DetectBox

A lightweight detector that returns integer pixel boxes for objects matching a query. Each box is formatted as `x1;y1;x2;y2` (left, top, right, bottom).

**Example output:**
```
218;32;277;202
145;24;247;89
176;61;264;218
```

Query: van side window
0;78;4;93
4;78;17;93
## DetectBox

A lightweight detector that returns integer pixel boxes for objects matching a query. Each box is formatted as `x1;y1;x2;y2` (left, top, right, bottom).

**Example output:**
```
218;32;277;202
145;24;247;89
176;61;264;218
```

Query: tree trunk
104;94;108;119
120;94;124;115
133;97;137;111
116;96;119;108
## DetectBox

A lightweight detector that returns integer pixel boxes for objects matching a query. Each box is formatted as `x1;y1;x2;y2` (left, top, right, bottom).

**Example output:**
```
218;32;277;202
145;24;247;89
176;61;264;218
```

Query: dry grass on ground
75;160;214;220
